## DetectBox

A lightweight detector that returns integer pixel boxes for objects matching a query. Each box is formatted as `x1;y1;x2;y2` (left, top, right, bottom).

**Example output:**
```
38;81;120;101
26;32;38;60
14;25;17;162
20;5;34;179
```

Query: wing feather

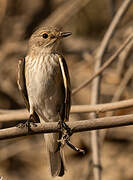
58;55;71;121
17;58;40;122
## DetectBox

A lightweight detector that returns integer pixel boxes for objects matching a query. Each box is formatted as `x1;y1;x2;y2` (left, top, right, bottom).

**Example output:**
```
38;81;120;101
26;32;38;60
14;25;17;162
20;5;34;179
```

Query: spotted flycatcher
17;27;71;177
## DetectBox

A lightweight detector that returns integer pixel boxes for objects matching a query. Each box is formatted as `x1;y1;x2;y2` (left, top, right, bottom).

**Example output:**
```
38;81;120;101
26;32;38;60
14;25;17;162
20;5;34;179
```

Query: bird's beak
59;32;72;38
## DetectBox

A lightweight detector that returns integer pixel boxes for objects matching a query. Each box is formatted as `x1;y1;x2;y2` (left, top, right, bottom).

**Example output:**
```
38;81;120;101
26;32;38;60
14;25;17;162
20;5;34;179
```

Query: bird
17;26;71;177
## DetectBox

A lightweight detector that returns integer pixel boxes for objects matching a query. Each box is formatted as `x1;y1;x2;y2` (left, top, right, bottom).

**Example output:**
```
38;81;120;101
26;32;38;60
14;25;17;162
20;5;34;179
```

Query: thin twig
0;114;133;140
112;66;133;101
88;1;133;180
116;40;133;77
43;0;90;27
100;66;133;144
72;33;133;95
106;65;133;118
0;109;28;122
109;0;116;18
71;99;133;113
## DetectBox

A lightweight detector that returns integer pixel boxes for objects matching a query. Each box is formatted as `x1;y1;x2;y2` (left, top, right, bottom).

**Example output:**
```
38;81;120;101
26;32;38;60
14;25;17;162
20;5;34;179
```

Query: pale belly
25;54;65;122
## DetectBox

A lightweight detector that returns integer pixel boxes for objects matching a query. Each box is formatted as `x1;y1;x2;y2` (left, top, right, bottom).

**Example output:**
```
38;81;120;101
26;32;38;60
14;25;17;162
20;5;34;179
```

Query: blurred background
0;0;133;179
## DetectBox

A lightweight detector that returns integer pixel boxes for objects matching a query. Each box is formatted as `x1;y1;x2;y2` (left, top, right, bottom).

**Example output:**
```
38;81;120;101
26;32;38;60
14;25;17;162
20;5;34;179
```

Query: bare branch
72;33;133;95
71;99;133;113
116;40;133;77
0;110;29;122
1;98;133;122
100;65;133;146
0;114;133;140
112;66;133;101
43;0;90;27
88;1;133;179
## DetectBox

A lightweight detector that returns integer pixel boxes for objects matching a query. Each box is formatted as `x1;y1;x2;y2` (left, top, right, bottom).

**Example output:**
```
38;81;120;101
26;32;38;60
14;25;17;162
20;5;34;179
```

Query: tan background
0;0;133;180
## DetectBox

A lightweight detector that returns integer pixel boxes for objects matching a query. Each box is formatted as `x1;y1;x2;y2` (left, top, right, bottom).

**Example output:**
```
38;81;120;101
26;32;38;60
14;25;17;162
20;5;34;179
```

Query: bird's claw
17;115;37;129
58;121;72;137
16;121;30;128
58;120;85;154
65;140;85;154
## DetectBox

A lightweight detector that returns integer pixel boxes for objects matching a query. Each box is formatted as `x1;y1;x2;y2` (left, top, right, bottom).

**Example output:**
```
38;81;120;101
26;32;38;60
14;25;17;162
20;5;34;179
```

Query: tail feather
49;150;64;177
39;117;65;177
59;155;65;176
45;133;65;177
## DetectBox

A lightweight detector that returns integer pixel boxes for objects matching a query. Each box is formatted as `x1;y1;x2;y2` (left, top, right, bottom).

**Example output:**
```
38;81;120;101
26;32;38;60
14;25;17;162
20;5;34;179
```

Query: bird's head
28;26;72;54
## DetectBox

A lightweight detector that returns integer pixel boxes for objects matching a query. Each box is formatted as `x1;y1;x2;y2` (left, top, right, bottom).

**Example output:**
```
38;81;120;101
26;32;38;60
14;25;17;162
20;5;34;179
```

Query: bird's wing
17;58;40;122
17;59;29;110
58;55;71;121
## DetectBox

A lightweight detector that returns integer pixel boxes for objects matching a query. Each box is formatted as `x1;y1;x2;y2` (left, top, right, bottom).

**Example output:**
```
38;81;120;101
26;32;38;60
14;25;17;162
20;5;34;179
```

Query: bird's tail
44;133;65;177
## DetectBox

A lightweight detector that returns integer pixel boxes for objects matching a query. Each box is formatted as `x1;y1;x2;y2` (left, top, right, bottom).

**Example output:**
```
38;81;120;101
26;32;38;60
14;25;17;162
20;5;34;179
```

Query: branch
106;66;133;119
72;99;133;113
43;0;90;27
0;114;133;140
112;66;133;101
116;39;133;77
88;1;133;179
1;99;133;122
72;33;133;95
101;65;133;145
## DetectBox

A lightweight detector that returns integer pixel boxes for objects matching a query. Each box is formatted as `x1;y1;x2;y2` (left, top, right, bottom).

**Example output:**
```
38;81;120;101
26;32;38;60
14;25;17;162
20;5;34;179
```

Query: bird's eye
42;33;48;39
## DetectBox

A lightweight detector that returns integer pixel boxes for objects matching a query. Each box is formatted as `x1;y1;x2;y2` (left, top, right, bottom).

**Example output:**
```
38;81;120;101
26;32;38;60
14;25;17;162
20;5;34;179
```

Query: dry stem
0;114;133;140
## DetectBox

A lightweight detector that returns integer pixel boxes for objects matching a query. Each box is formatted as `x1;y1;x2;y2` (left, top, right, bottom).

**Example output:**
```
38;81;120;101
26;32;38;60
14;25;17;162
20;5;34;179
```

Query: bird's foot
16;120;30;128
17;115;37;129
29;114;38;127
58;120;72;137
58;121;85;154
65;140;85;154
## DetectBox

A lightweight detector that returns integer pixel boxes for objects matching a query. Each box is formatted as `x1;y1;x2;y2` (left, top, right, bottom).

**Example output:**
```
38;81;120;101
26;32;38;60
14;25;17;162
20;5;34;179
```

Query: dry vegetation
0;0;133;180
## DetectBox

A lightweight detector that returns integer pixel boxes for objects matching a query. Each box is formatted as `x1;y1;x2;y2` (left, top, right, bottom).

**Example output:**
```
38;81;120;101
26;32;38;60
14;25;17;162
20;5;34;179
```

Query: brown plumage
17;26;71;177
